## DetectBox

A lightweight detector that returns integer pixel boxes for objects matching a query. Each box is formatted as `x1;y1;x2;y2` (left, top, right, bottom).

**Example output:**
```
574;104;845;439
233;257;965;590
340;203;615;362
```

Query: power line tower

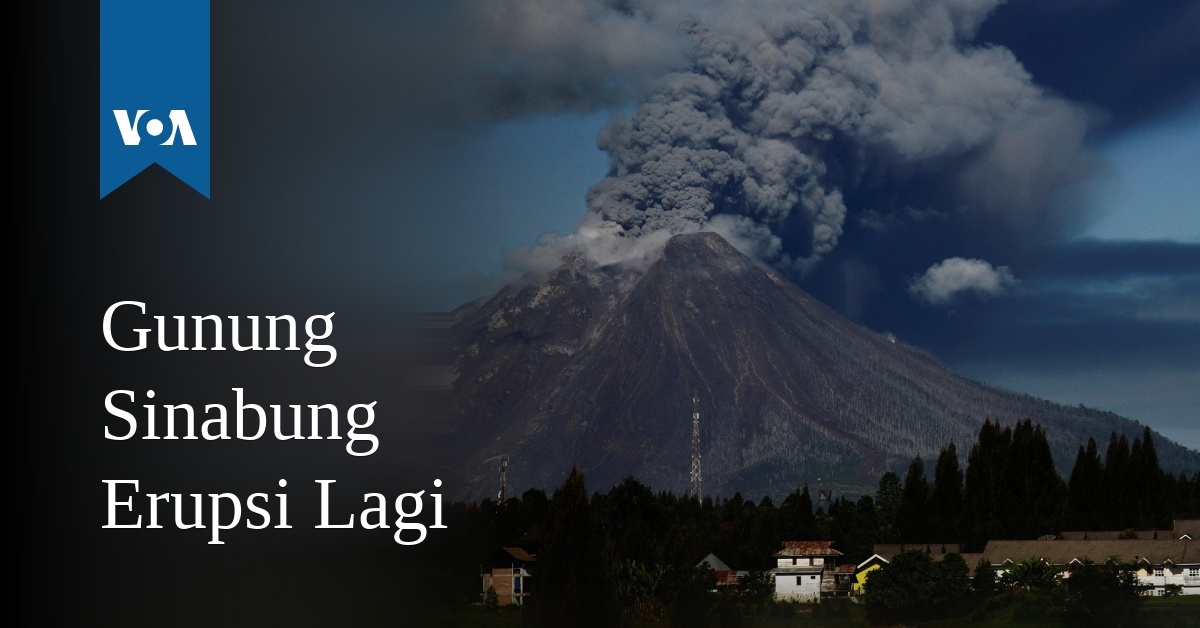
690;393;702;498
498;456;508;503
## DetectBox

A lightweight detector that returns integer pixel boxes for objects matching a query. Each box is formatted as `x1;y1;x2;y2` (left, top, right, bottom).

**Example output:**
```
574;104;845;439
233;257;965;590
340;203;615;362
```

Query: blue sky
1084;102;1200;243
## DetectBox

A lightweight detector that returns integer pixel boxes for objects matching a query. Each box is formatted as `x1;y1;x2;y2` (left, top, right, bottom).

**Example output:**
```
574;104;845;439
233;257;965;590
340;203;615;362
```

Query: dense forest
444;420;1198;623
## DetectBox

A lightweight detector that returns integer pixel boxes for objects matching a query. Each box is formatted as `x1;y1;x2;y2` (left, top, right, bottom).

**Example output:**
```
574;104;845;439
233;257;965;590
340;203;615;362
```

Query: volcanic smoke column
523;0;1098;276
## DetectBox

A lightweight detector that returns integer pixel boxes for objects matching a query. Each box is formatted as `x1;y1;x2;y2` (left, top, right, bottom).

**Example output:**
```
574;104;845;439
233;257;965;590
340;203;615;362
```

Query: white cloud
909;257;1018;304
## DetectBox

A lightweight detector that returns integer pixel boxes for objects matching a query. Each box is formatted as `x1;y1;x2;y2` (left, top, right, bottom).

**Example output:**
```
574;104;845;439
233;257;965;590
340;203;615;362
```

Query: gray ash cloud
479;0;1097;285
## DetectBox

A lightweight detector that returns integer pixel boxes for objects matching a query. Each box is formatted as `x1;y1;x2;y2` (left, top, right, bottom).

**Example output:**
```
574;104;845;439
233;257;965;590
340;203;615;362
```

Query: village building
480;527;542;606
769;541;845;601
698;553;747;589
981;538;1200;596
480;546;536;606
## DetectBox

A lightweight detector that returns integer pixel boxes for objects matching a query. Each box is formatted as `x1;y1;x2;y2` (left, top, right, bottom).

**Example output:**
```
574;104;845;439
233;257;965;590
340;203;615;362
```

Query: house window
796;576;803;585
1189;568;1200;578
792;558;797;565
1154;567;1164;577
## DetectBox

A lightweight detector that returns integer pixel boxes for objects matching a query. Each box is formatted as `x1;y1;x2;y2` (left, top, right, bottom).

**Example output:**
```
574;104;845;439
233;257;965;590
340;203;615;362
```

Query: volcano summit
448;232;1197;501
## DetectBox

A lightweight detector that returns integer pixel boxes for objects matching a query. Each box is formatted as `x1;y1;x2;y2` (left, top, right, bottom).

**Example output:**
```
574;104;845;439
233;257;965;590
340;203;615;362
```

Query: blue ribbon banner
100;1;210;198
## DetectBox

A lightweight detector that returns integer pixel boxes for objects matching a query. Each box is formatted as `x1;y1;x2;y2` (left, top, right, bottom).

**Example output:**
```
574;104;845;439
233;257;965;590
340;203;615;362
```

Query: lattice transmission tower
498;456;508;502
690;393;702;498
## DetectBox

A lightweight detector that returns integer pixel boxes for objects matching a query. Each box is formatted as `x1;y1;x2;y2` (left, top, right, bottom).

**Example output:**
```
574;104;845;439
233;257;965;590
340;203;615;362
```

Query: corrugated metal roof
836;564;856;574
715;570;743;586
501;547;537;563
773;541;843;557
981;539;1198;566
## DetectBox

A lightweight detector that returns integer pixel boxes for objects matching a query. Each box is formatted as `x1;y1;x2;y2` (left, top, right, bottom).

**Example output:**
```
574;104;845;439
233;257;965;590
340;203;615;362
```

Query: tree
843;495;880;563
1130;426;1165;527
896;456;931;542
524;467;617;628
934;553;971;613
972;558;996;598
931;443;964;540
669;563;715;627
614;560;673;621
735;570;774;603
1067;438;1104;528
1004;421;1065;538
603;477;659;564
998;557;1059;599
779;484;816;540
1063;559;1144;626
875;472;902;535
962;419;1011;548
1102;432;1132;528
864;550;941;622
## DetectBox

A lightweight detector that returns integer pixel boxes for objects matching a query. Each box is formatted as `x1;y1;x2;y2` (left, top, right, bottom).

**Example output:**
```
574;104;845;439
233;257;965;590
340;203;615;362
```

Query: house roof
856;554;889;570
1057;531;1123;540
715;570;744;586
698;553;732;572
836;564;856;574
773;541;843;557
1175;520;1200;539
981;539;1199;566
871;543;964;561
482;546;537;569
1057;530;1170;540
500;547;537;563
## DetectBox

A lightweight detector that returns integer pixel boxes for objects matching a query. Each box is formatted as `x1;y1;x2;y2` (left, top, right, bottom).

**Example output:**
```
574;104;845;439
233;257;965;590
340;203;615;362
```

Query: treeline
892;419;1200;548
445;419;1199;617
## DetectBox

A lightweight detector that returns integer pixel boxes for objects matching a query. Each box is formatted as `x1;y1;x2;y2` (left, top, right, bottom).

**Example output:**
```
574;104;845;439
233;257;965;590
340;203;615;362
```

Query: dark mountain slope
449;232;1198;500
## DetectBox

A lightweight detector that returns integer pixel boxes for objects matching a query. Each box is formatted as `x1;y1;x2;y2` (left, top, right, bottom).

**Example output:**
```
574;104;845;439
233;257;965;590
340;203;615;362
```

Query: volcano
447;232;1197;501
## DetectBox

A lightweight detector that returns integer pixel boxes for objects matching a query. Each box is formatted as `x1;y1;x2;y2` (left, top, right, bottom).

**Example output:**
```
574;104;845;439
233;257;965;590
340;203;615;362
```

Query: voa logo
113;109;197;146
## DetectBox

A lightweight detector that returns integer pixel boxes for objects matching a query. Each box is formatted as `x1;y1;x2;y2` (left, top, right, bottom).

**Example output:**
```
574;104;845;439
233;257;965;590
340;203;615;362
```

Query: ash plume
477;0;1098;289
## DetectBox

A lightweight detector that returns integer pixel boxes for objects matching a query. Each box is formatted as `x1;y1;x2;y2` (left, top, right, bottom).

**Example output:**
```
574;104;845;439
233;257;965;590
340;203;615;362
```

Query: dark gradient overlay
26;4;453;624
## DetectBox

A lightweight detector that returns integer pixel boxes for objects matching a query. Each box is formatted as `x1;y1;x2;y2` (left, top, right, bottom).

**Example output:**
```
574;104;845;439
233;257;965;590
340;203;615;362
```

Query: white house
769;540;843;602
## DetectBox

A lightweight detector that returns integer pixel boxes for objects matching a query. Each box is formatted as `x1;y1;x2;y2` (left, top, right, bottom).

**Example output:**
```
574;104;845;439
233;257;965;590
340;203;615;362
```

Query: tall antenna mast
498;456;508;503
690;393;702;498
